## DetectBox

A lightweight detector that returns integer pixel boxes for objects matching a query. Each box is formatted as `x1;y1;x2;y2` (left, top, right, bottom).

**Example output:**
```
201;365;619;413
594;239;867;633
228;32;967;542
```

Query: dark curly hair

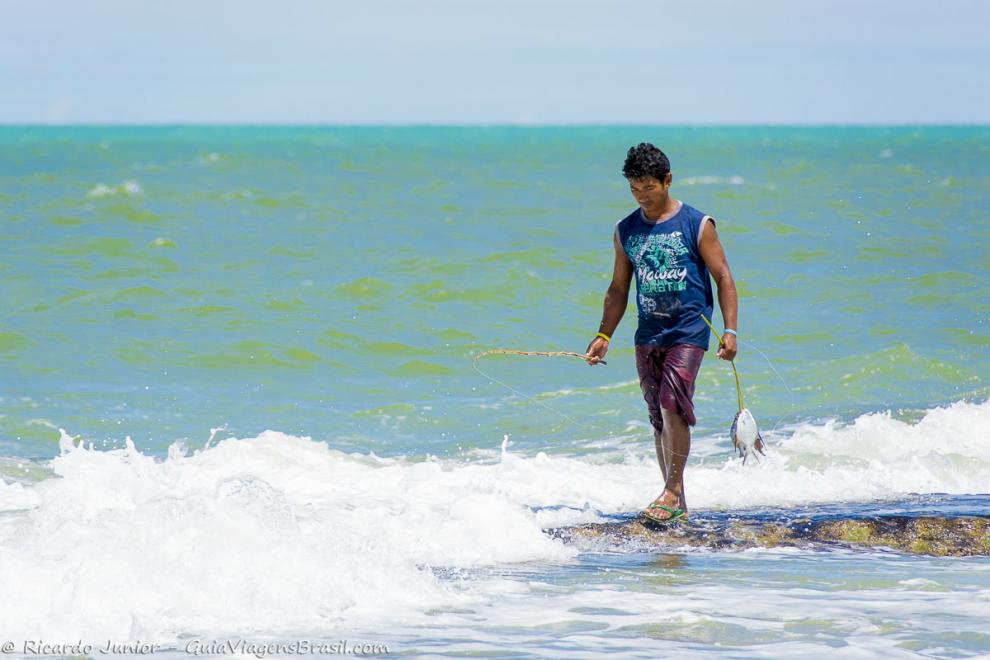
622;143;671;180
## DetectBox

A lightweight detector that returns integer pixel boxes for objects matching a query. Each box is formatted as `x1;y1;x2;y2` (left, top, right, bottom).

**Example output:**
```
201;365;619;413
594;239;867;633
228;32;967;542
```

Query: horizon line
1;121;988;129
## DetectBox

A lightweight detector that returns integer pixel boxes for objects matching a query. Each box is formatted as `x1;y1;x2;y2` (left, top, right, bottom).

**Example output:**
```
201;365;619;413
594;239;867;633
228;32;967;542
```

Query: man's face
628;174;671;217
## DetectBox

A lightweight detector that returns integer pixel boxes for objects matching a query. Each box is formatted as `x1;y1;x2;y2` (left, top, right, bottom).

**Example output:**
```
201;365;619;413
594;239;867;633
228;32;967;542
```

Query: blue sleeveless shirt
616;202;714;349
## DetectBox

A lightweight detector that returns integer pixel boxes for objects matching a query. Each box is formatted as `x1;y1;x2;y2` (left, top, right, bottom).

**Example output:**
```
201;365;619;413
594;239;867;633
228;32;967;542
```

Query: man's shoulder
678;203;715;236
616;208;640;230
679;202;707;219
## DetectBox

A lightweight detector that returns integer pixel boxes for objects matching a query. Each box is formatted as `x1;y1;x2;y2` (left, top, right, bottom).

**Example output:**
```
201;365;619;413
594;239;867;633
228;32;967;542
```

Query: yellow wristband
596;332;611;343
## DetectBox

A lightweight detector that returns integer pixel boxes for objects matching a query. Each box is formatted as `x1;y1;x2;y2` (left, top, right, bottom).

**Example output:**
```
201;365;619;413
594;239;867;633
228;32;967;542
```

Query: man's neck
644;198;682;223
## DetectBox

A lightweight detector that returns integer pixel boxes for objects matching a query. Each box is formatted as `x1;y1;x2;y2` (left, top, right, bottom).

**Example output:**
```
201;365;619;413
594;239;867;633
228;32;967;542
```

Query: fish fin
755;431;766;455
730;414;741;456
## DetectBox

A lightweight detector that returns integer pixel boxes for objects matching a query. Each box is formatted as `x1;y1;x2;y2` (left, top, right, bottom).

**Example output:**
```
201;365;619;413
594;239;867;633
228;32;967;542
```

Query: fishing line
738;338;798;435
472;331;799;447
701;314;798;435
472;350;599;430
475;349;605;364
700;314;745;411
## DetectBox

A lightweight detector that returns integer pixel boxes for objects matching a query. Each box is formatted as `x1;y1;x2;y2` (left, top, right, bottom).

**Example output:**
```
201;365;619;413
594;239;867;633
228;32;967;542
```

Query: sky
1;0;988;124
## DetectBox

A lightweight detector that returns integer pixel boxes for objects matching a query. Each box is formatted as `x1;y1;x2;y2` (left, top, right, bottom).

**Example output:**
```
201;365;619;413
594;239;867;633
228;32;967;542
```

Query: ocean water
1;126;988;656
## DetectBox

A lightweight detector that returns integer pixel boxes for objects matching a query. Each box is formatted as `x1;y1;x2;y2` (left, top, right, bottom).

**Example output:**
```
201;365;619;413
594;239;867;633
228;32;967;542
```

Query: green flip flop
640;503;686;525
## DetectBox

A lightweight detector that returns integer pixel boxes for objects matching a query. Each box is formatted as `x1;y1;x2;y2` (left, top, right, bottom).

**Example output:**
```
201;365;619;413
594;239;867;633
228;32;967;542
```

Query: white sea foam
0;432;573;642
86;180;143;197
377;561;990;656
688;398;990;508
679;175;745;186
0;478;38;510
0;399;987;643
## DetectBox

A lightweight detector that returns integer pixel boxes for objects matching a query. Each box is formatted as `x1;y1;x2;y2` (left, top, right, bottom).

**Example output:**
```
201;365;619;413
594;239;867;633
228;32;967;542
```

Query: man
585;143;738;524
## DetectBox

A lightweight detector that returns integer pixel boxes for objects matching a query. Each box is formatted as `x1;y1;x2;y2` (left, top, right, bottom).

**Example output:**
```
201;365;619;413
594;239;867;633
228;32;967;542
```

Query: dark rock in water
550;515;990;557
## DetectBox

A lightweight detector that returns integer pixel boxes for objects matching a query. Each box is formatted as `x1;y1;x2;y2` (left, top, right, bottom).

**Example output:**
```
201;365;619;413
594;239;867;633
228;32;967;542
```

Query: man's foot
640;492;686;524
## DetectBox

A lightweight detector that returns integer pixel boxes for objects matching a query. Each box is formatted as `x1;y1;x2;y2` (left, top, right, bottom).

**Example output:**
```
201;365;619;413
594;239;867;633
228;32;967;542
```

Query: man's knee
660;405;689;428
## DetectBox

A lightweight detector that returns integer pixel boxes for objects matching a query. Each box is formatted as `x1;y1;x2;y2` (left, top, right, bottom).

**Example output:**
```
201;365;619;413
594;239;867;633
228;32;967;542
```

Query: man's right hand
584;337;610;365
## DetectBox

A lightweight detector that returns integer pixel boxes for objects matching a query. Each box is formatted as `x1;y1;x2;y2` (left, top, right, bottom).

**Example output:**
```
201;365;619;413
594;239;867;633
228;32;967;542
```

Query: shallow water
1;127;988;656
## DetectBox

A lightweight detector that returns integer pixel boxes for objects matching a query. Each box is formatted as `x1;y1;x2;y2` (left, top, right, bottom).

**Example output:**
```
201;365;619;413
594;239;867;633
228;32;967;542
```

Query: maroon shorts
635;343;706;427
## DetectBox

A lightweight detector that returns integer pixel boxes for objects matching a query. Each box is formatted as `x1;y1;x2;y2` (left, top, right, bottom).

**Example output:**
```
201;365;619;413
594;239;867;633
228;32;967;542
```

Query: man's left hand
717;334;737;361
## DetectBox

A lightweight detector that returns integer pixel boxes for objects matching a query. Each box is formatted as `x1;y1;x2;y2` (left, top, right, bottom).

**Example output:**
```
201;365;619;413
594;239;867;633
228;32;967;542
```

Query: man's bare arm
585;230;633;365
698;219;738;361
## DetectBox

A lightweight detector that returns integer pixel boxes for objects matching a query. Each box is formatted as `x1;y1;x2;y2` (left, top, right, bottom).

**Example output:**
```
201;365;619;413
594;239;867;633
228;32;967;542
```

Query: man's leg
659;406;689;512
643;344;705;520
653;422;669;486
635;346;670;486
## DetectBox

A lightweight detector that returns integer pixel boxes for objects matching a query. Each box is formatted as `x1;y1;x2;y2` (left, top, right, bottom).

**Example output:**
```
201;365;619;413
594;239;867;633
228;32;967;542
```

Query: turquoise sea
1;127;989;656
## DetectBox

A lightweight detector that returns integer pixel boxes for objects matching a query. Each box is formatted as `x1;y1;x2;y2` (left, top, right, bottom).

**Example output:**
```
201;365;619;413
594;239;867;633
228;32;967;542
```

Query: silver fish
730;408;766;464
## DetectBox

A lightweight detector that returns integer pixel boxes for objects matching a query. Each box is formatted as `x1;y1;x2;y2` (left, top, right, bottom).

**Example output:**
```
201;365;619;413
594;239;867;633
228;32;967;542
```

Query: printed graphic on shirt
624;230;690;295
637;291;684;320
